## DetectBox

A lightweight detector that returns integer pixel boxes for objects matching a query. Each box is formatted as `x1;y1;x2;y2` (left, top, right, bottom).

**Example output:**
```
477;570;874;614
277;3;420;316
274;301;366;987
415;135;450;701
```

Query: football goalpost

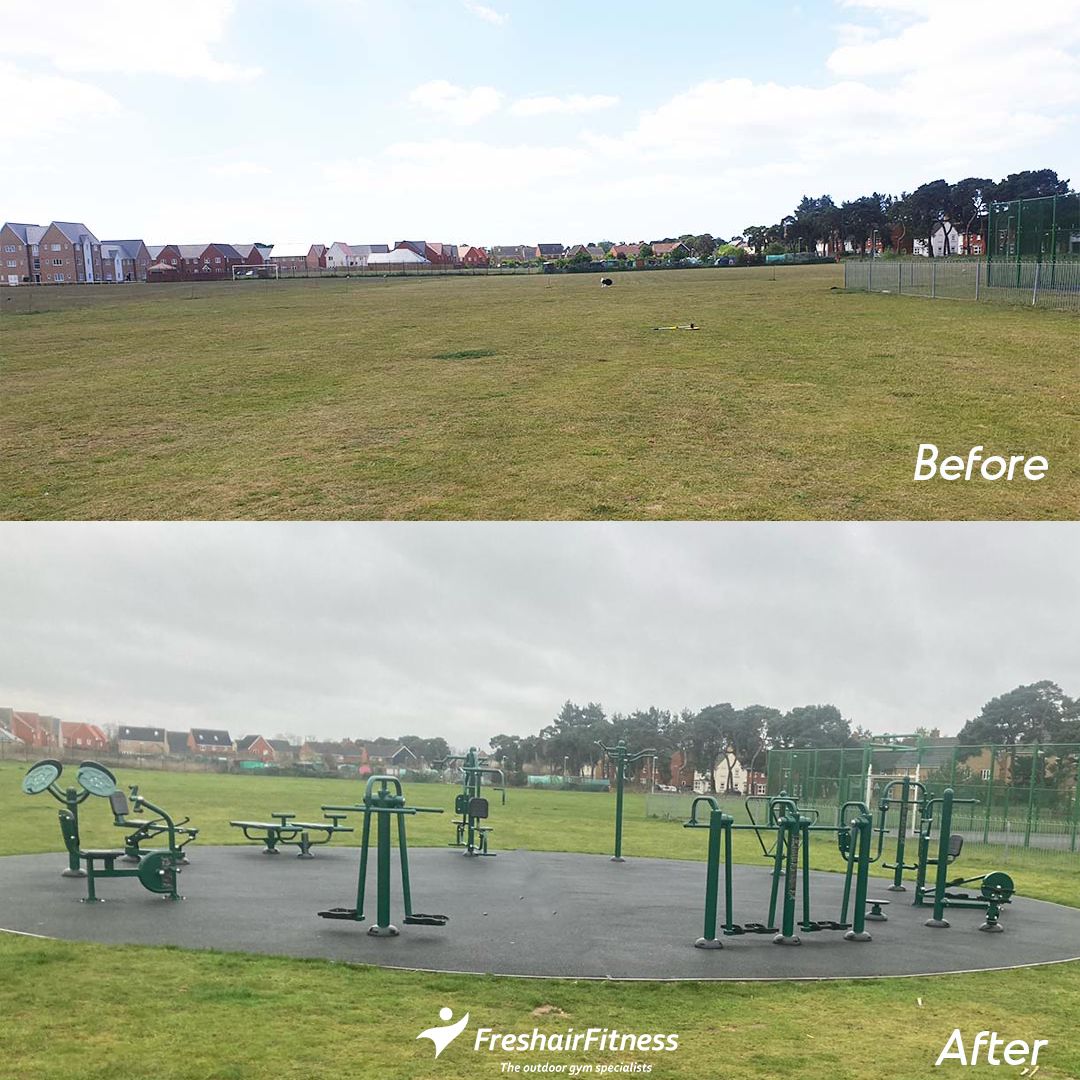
232;264;279;281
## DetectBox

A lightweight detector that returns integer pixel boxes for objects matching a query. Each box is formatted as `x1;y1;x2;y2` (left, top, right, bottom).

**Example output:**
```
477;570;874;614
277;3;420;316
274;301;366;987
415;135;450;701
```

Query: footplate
317;907;364;921
403;913;449;926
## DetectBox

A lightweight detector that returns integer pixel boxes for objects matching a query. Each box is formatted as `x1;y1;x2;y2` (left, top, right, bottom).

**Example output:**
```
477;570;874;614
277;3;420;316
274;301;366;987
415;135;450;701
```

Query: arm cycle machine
432;747;506;857
318;775;448;936
686;793;878;948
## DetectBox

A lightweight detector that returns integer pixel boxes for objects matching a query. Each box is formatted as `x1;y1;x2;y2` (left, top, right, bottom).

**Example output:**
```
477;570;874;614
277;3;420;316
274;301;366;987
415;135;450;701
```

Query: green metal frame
319;775;447;937
596;739;656;862
685;792;875;948
230;810;352;856
432;747;506;857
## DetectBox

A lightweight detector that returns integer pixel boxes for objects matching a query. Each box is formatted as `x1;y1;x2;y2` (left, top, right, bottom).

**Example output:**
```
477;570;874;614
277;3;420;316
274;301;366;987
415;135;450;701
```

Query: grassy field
2;267;1077;520
2;763;1079;1079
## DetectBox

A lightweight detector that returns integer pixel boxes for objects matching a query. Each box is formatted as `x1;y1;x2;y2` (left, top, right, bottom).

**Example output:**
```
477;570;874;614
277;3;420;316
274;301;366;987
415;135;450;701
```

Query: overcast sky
1;523;1076;748
1;0;1077;242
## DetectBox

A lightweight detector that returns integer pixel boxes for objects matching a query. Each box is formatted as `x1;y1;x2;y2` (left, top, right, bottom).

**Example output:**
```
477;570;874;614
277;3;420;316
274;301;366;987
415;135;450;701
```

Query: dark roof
191;728;232;746
119;726;165;741
305;740;343;755
235;734;261;751
267;739;292;751
536;243;564;256
51;221;98;244
101;240;145;259
166;731;189;752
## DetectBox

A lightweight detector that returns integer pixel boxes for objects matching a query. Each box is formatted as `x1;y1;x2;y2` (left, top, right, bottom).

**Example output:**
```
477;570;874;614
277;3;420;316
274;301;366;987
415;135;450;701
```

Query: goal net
232;264;279;280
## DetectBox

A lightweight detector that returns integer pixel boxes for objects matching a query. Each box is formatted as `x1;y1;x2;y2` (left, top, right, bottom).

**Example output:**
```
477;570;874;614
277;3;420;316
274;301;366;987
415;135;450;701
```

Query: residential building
458;245;489;267
1;222;47;284
490;244;535;265
536;243;564;261
326;242;390;268
188;728;233;754
608;243;642;260
117;725;168;756
60;721;109;751
269;242;315;273
308;243;327;269
358;739;417;774
651;241;689;259
36;221;102;283
231;244;265;266
99;240;150;282
236;734;277;761
166;731;190;755
9;711;61;748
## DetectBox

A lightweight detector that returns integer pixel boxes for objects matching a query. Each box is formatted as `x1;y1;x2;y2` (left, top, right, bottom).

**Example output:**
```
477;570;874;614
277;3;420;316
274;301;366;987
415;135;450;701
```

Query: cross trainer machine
318;775;448;936
596;739;656;862
685;793;876;948
432;747;506;857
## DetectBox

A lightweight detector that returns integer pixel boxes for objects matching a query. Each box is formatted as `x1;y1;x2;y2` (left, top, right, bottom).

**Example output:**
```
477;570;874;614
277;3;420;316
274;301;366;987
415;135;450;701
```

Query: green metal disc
76;761;118;797
137;851;178;894
21;759;62;795
981;871;1015;902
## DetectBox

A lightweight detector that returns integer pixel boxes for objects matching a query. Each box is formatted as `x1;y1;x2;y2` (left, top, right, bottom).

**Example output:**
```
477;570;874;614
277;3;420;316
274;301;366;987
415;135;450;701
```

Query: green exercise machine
432;747;506;857
596;739;656;862
230;810;353;856
22;759;197;876
876;776;926;892
685;792;876;948
318;775;448;936
21;759;103;877
58;789;188;902
913;787;1014;932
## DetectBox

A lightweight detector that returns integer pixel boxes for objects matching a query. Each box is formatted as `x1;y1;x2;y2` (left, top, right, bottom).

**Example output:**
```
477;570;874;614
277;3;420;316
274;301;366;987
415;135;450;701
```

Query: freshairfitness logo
417;1006;680;1067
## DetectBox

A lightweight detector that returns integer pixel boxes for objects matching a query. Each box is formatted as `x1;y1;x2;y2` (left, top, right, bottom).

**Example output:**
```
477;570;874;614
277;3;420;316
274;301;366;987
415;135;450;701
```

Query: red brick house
9;711;60;749
232;244;264;266
148;244;182;270
60;721;109;751
236;734;276;761
307;244;327;269
609;243;642;260
268;243;314;273
1;222;48;284
37;222;102;284
651;241;689;260
460;246;489;267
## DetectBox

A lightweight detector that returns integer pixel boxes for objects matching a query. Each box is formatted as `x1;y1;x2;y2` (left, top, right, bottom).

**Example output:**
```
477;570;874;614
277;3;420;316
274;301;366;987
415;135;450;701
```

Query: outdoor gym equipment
876;776;927;892
596;739;656;861
57;790;187;902
685;793;876;948
432;747;506;857
21;759;106;876
112;784;198;864
318;775;447;936
230;810;352;856
22;758;197;875
913;787;1014;932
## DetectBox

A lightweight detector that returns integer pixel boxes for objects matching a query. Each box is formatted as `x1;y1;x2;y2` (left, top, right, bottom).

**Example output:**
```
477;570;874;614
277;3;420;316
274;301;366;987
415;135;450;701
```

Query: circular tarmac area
2;847;1079;981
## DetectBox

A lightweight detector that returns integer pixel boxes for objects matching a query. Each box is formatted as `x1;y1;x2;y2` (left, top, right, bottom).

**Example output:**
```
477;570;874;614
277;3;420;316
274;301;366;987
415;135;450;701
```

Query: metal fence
764;743;1080;866
844;257;1080;312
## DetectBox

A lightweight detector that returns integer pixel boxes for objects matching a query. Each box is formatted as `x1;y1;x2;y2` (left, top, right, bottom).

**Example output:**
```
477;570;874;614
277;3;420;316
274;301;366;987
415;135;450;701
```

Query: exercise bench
110;787;198;864
230;811;353;856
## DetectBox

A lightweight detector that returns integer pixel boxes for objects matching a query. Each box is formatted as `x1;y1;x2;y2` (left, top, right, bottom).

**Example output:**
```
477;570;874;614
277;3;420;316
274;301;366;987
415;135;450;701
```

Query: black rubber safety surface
2;847;1078;981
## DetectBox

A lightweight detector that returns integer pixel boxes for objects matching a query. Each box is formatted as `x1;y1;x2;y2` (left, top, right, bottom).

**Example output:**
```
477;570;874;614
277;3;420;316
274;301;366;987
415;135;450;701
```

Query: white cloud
0;0;261;82
408;80;503;125
510;93;619;117
209;161;272;178
463;1;509;26
0;61;120;139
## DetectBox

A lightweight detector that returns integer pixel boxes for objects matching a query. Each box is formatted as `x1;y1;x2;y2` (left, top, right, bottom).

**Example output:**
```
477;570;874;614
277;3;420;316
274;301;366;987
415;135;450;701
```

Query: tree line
485;681;1079;792
739;168;1072;258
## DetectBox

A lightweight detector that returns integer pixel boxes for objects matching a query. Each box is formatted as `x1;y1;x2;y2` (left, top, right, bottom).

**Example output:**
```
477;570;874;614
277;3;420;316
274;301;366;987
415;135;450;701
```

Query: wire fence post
975;259;981;301
931;259;936;299
1032;260;1040;306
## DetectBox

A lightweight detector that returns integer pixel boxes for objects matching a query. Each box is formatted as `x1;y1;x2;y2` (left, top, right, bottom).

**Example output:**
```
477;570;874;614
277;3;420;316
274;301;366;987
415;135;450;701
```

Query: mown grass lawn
2;268;1076;520
2;763;1078;1079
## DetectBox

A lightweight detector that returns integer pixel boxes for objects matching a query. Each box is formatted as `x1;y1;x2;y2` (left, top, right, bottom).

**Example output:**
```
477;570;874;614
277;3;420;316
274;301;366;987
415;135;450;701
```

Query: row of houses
1;217;707;285
0;707;419;774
